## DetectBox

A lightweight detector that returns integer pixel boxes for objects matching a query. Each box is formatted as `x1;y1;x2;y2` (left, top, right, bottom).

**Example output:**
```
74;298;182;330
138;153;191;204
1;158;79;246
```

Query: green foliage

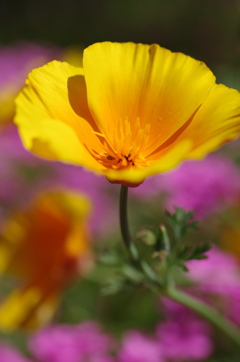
93;207;211;296
165;208;211;271
133;207;211;277
166;207;199;241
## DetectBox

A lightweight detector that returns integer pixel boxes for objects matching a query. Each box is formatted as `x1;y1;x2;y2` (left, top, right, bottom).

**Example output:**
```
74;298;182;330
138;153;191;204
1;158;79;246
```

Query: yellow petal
185;84;240;158
0;190;92;330
14;61;104;172
154;84;240;160
0;288;57;331
83;42;216;154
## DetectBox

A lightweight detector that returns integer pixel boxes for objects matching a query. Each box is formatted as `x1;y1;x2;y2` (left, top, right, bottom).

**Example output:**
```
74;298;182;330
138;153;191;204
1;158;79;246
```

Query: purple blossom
157;299;213;361
157;317;213;361
132;155;240;219
29;322;115;362
163;156;240;218
187;246;240;325
118;331;164;362
0;344;33;362
186;246;240;292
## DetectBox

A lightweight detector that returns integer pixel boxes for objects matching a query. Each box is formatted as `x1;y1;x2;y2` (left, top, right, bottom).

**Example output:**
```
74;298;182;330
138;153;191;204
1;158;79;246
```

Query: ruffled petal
150;84;240;162
14;61;105;172
183;84;240;158
83;42;216;154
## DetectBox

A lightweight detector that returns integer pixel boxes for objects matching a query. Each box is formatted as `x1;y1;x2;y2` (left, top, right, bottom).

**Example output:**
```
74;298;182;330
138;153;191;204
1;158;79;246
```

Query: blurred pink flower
157;298;213;361
0;344;34;362
157;318;213;361
187;246;240;325
187;246;240;292
132;155;240;219
118;331;164;362
163;156;240;218
29;321;115;362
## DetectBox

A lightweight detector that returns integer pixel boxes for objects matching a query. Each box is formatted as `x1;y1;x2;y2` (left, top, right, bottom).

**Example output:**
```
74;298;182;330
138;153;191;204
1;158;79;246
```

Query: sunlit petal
14;42;240;186
15;61;105;172
83;42;216;154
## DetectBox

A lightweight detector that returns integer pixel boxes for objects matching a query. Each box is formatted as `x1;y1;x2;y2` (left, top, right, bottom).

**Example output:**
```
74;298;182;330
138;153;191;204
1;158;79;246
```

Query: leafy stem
119;184;240;348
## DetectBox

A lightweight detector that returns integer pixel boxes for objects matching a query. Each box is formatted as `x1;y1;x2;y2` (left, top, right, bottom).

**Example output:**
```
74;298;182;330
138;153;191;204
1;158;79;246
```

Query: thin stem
118;184;240;348
164;286;240;348
119;185;131;249
119;185;161;283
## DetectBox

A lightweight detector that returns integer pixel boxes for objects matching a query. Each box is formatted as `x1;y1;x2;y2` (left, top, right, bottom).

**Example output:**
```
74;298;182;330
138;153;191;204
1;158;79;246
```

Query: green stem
119;185;161;283
119;184;240;348
164;286;240;348
119;185;131;250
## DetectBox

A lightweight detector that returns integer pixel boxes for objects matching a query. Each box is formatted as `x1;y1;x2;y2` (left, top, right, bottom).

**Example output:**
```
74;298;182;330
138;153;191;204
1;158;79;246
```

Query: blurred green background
1;0;240;69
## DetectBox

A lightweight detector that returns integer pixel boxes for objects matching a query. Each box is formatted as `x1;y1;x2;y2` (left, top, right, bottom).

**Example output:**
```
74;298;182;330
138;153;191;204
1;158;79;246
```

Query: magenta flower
187;246;240;326
163;155;240;218
0;344;34;362
157;299;213;361
29;322;115;362
157;318;213;361
118;331;164;362
132;155;240;219
187;246;240;292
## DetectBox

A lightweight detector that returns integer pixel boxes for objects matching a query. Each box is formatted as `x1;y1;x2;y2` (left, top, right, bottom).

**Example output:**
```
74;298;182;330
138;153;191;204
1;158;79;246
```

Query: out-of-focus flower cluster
1;41;240;362
133;154;240;220
0;42;117;332
3;246;240;361
0;318;212;362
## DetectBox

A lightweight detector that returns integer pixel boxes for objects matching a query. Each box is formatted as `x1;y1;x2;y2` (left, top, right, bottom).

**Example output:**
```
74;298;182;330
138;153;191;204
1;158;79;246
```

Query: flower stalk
119;185;162;284
119;184;240;348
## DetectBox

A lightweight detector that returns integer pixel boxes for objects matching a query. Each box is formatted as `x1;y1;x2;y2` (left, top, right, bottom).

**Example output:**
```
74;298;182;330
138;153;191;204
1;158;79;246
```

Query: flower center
89;118;151;170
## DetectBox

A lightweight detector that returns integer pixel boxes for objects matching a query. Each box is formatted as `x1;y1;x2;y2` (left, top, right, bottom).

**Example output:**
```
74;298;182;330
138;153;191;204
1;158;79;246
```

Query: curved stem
164;286;240;348
119;184;240;348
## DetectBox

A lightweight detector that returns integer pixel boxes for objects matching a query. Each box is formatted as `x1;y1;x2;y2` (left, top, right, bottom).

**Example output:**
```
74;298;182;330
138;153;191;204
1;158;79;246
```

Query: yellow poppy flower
0;190;92;331
14;42;240;187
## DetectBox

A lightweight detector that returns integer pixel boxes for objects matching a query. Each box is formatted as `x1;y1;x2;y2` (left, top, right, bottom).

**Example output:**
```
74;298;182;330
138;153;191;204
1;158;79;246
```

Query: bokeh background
1;1;240;361
2;0;240;67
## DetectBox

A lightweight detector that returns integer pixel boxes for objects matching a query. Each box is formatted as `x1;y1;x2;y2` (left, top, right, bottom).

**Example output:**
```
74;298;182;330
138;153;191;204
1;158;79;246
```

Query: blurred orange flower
0;190;92;331
15;42;240;186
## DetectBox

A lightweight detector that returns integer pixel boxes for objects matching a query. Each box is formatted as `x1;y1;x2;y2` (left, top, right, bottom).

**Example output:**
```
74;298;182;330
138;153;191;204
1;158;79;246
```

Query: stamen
87;117;151;170
92;131;106;138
